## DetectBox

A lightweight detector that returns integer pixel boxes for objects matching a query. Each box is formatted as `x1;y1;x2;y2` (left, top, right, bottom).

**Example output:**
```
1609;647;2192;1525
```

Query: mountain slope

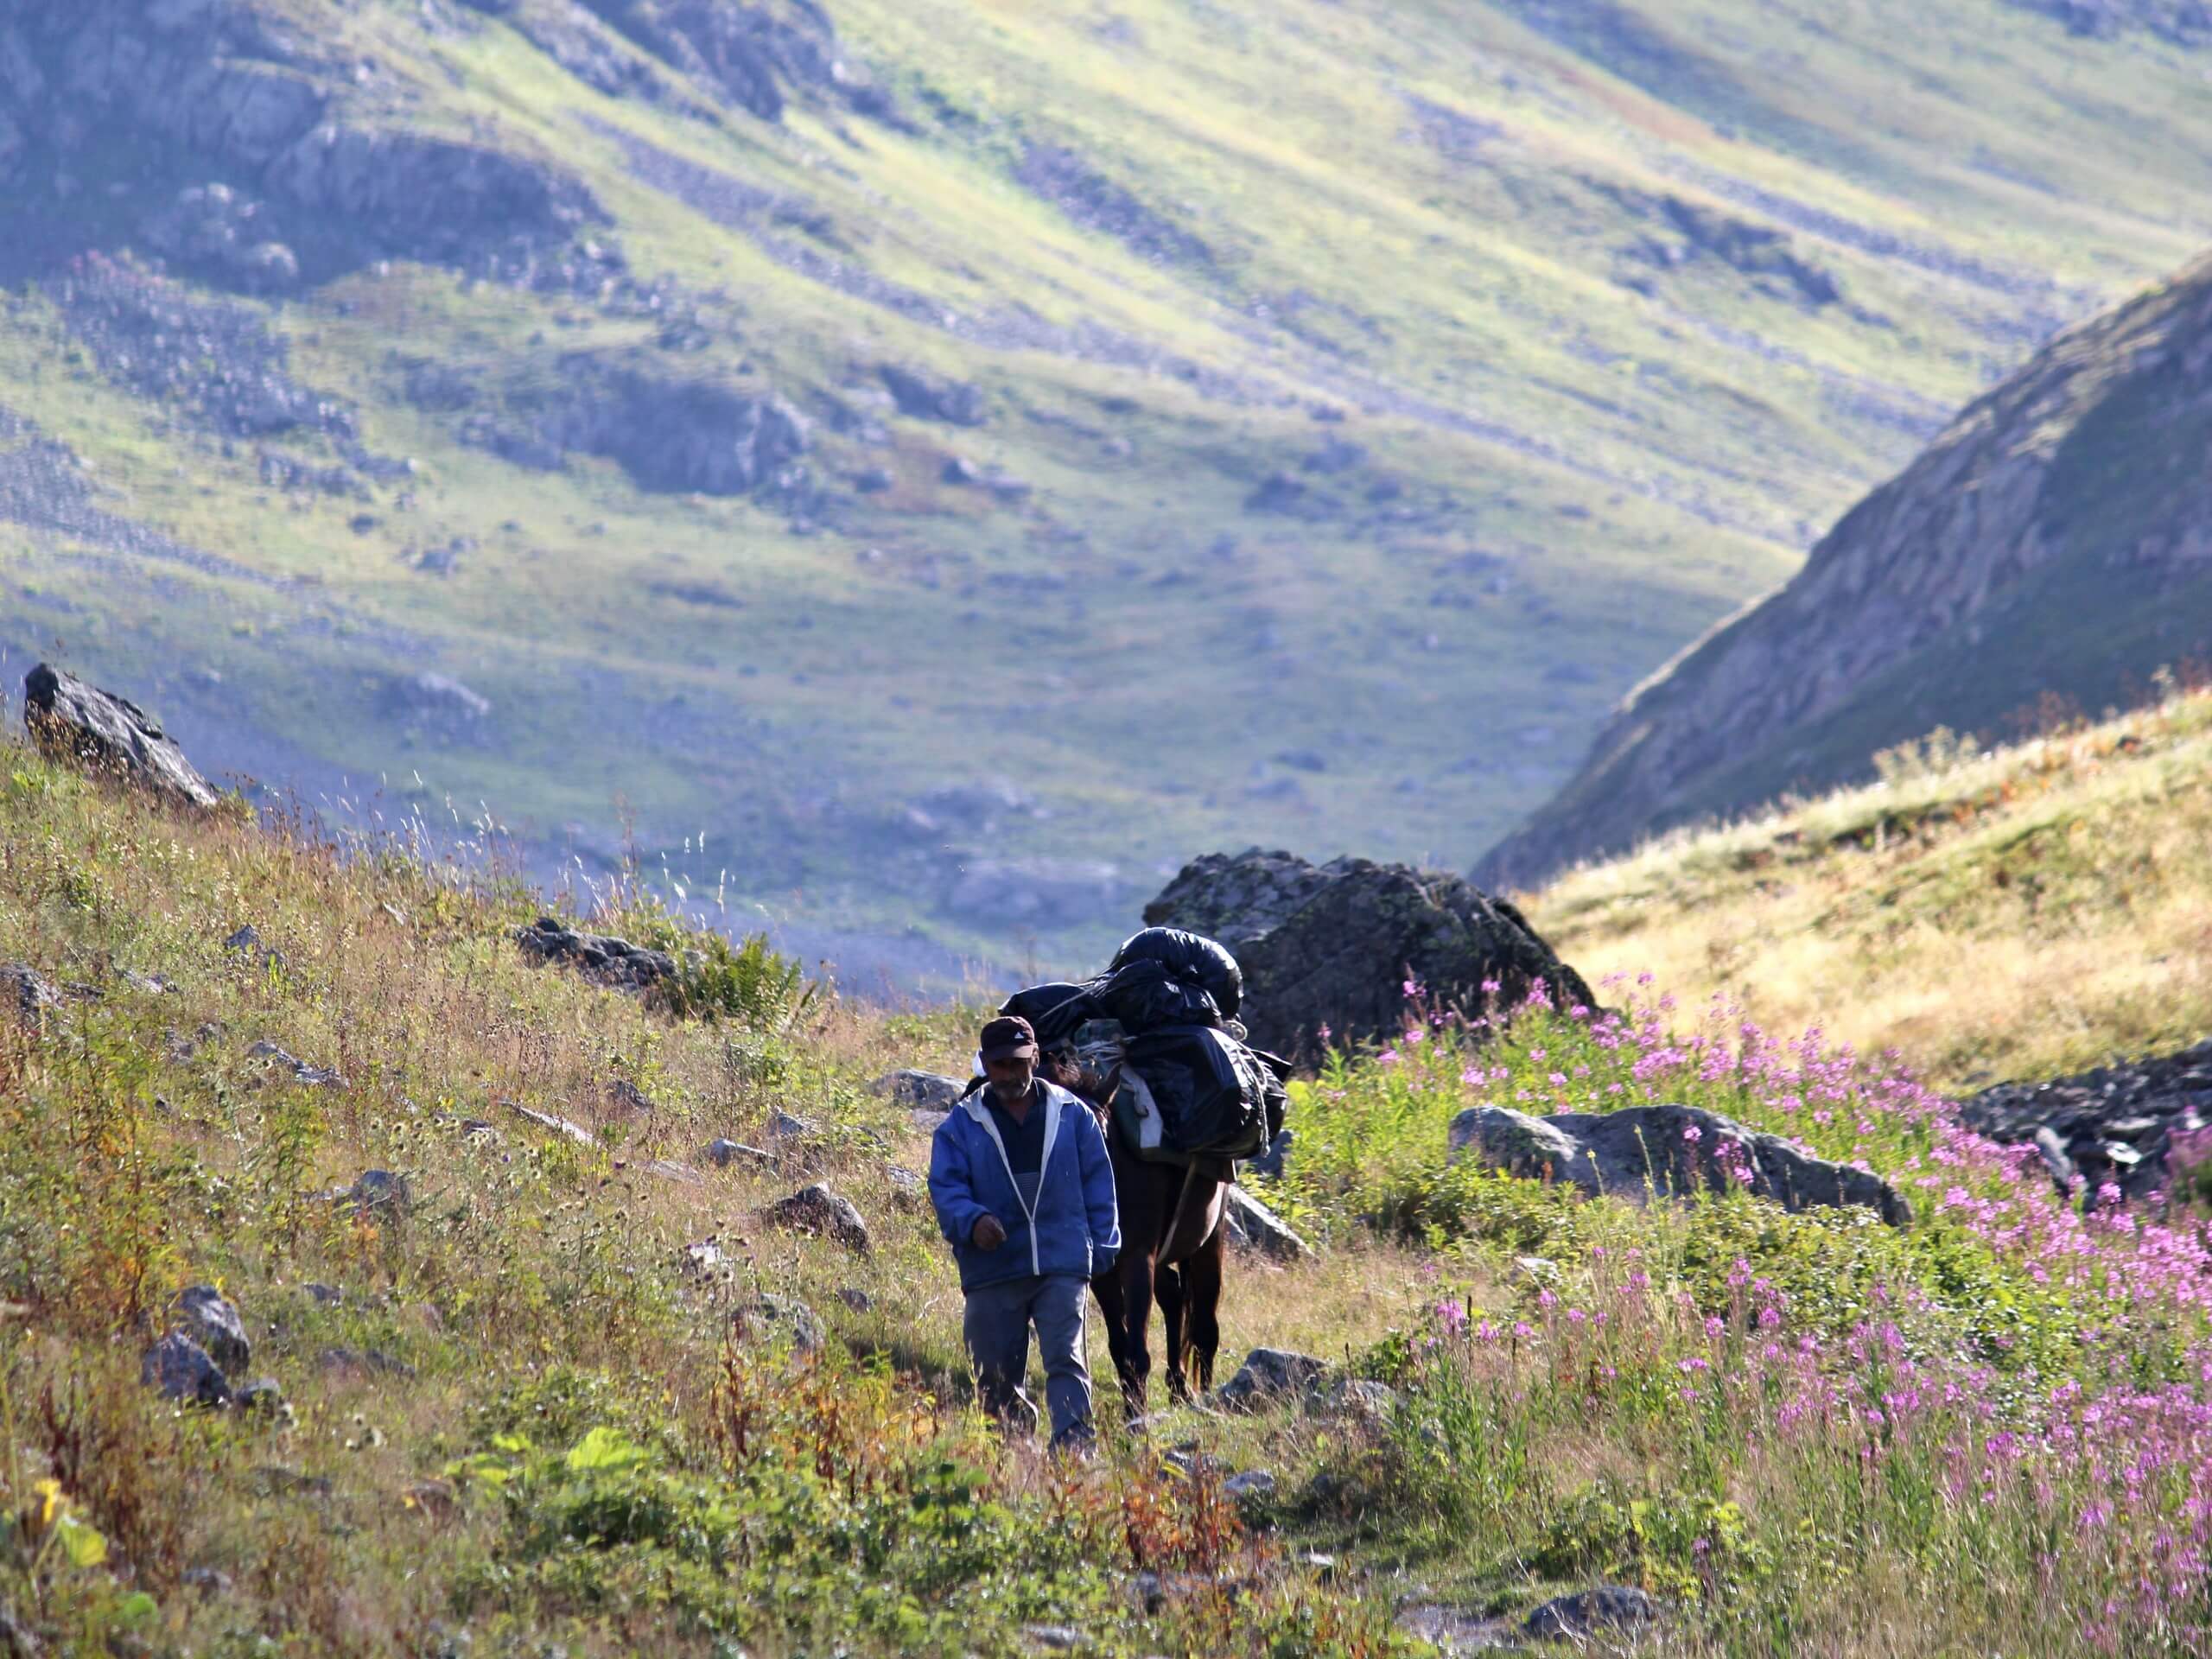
1480;251;2212;888
10;0;2212;976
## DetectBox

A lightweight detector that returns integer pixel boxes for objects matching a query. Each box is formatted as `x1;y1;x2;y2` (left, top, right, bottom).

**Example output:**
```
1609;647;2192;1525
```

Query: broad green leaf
565;1426;645;1474
56;1511;109;1568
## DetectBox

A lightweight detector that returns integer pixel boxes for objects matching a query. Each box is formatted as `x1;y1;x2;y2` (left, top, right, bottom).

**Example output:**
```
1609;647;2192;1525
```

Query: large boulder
1141;849;1594;1059
1449;1102;1910;1225
22;664;220;809
1961;1035;2212;1201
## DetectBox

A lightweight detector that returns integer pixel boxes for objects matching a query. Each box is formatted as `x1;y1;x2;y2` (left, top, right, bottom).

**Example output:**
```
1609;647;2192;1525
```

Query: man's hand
971;1214;1007;1252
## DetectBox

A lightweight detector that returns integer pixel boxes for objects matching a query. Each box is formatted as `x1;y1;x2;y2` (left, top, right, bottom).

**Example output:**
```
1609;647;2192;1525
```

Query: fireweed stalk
1271;975;2212;1649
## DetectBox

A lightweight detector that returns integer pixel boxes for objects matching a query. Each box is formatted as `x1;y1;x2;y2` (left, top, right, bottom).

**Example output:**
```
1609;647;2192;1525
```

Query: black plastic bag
1084;958;1221;1035
999;982;1100;1051
1109;927;1243;1018
1124;1024;1269;1159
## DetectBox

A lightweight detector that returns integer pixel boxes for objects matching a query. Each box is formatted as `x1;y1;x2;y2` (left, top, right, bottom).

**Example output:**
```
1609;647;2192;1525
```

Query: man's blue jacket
929;1082;1122;1291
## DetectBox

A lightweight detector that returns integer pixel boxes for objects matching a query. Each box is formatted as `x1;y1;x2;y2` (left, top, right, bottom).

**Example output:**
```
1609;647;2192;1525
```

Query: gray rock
1963;1035;2212;1201
533;359;811;499
382;671;491;733
1446;1105;1587;1181
836;1286;873;1312
734;1292;825;1352
514;916;677;993
0;963;63;1027
1020;1627;1084;1653
1450;1102;1909;1225
302;1282;343;1306
1222;1468;1276;1501
1222;1185;1309;1261
1143;849;1593;1058
682;1238;728;1277
1312;1376;1399;1422
173;1285;251;1376
235;1378;288;1418
704;1136;772;1168
1523;1585;1659;1641
23;664;219;809
878;363;986;426
884;1165;926;1210
869;1069;967;1111
760;1182;871;1253
143;1332;231;1407
1216;1347;1326;1410
245;1039;345;1089
766;1109;818;1144
337;1169;410;1216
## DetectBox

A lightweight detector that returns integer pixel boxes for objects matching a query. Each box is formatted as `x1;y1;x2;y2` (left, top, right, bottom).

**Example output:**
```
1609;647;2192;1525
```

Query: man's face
984;1053;1035;1099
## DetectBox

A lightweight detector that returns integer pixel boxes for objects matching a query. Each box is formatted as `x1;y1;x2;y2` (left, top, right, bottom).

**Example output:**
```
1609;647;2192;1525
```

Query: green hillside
9;0;2212;976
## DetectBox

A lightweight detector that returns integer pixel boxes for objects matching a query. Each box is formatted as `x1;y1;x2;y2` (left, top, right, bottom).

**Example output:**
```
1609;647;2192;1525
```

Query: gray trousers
962;1273;1094;1446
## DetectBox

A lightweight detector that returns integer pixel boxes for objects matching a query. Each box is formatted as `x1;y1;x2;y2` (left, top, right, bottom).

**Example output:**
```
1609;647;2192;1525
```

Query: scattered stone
1021;1625;1084;1651
734;1292;825;1351
181;1566;234;1598
640;1158;707;1186
172;1285;251;1376
143;1332;231;1407
682;1238;729;1278
766;1109;819;1144
870;1069;966;1111
883;1165;926;1209
1222;1185;1309;1261
1312;1376;1399;1423
1216;1347;1326;1410
223;925;288;974
381;671;491;737
1222;1468;1276;1502
245;1039;346;1089
705;1137;772;1168
533;360;813;499
303;1282;344;1306
317;1345;416;1379
1523;1585;1659;1642
334;1170;410;1217
235;1379;289;1420
1396;1602;1521;1653
1448;1102;1910;1224
0;963;62;1027
23;664;219;809
118;968;176;995
1143;849;1594;1058
506;1099;600;1147
878;363;986;426
760;1183;871;1253
836;1286;873;1313
606;1077;655;1113
513;916;677;993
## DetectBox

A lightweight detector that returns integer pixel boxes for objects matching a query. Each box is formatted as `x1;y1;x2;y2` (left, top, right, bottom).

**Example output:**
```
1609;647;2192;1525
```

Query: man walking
928;1014;1121;1449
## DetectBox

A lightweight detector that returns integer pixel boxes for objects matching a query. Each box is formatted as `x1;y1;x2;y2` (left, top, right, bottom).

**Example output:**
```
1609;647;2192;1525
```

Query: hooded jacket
929;1081;1121;1291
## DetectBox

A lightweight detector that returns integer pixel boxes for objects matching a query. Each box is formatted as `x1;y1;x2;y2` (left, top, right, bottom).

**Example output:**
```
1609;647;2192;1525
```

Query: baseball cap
979;1014;1039;1062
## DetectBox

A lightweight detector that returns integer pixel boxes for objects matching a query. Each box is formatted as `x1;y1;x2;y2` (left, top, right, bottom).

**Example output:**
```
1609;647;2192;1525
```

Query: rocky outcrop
3;1;605;271
1961;1035;2212;1201
759;1181;871;1252
530;355;811;499
1481;251;2212;890
578;0;896;124
1448;1102;1910;1224
514;916;677;991
1142;849;1594;1059
23;664;221;809
877;364;986;427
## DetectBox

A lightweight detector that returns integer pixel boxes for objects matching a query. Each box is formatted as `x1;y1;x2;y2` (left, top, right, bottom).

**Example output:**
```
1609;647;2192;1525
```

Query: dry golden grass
1524;685;2212;1090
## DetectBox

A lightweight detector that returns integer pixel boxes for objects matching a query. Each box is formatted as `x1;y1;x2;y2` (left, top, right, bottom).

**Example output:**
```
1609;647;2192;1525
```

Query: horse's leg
1182;1226;1225;1395
1090;1272;1135;1419
1119;1253;1155;1420
1157;1262;1190;1403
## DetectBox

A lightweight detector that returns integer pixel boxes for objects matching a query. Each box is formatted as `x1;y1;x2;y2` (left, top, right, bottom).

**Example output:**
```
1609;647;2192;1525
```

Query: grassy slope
1526;681;2212;1092
10;685;2212;1651
10;0;2212;973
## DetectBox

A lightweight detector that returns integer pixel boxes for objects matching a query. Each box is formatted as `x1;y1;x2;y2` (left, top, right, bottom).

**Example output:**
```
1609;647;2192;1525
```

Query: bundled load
999;927;1287;1166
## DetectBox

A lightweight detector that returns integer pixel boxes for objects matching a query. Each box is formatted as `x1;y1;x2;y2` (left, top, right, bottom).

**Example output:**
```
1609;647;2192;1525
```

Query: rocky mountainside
10;0;2212;977
1481;251;2212;889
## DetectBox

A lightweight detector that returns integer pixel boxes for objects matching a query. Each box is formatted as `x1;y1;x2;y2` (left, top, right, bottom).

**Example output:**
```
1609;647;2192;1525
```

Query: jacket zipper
968;1086;1064;1277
